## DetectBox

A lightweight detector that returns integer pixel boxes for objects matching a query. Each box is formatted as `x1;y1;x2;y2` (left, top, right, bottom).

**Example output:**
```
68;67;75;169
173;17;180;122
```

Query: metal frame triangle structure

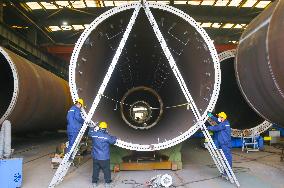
49;1;240;187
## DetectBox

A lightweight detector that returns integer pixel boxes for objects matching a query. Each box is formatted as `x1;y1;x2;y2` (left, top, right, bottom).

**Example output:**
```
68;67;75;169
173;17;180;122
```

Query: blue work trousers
220;144;232;168
67;132;79;153
92;159;111;183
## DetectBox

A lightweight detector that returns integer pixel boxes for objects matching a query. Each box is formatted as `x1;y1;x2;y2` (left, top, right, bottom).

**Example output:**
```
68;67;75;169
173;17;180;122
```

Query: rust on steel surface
0;47;72;132
236;1;284;126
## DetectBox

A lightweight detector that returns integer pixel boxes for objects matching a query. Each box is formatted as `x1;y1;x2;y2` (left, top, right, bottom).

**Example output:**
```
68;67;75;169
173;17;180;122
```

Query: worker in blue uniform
66;98;84;153
88;121;117;188
207;112;232;168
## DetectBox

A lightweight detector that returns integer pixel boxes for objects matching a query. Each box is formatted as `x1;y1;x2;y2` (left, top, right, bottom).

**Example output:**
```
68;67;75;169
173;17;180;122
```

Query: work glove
207;112;213;117
87;121;94;127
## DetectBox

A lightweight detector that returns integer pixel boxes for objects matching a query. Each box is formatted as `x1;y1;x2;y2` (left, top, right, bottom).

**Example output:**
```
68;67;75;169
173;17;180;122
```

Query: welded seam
239;16;271;44
265;0;284;99
218;50;272;137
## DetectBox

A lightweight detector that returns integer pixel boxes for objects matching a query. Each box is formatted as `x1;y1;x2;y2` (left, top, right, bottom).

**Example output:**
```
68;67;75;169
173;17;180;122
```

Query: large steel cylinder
69;3;220;151
0;47;72;132
217;50;272;137
236;0;284;126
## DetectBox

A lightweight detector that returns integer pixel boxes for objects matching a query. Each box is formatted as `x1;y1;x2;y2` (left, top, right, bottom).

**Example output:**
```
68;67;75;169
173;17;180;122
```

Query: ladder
142;2;239;186
48;4;142;188
49;1;240;187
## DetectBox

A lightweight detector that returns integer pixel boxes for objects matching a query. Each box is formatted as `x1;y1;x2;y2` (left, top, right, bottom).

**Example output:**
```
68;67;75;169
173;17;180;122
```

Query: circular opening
130;101;152;124
121;86;163;130
69;3;220;149
215;57;263;129
0;54;14;119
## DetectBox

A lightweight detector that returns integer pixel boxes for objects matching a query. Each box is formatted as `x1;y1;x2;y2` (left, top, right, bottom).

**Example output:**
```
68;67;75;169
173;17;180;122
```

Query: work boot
221;173;229;180
92;183;98;188
104;183;112;188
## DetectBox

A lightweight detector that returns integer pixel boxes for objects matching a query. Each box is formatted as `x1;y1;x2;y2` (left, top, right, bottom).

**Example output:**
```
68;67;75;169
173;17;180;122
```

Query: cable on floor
121;179;144;187
170;175;221;187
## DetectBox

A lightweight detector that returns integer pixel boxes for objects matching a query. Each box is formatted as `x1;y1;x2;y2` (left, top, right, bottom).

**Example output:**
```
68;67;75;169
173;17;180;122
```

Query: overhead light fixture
61;25;73;30
104;1;115;6
157;1;170;4
72;25;85;30
211;23;221;28
55;1;71;8
241;24;248;29
174;1;187;4
214;0;229;6
40;2;58;9
201;22;212;27
71;1;86;8
228;0;242;6
113;1;127;6
11;25;28;29
84;24;90;29
85;0;99;7
187;1;201;5
48;26;61;32
62;21;68;26
255;1;271;8
26;2;42;10
234;24;243;29
242;0;258;7
223;23;234;28
201;0;215;6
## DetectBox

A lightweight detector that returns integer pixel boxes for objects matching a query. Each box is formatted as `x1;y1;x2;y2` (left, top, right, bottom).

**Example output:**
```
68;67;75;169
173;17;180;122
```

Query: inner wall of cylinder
0;54;14;119
214;58;263;129
75;9;215;144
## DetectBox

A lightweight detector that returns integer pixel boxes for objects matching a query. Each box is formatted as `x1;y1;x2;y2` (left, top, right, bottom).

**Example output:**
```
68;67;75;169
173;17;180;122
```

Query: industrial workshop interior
1;0;284;187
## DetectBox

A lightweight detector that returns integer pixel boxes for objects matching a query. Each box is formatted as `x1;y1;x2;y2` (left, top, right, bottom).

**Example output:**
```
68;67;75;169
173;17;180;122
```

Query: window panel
228;0;242;6
26;2;42;10
214;0;229;6
255;1;271;8
242;0;258;7
71;1;86;8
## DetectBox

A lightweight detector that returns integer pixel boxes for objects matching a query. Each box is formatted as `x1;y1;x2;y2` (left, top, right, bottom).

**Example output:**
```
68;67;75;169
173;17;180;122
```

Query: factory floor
13;133;284;188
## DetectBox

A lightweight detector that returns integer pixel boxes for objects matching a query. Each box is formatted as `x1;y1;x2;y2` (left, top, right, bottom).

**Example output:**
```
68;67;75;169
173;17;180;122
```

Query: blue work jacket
88;128;117;160
208;116;231;146
67;105;84;133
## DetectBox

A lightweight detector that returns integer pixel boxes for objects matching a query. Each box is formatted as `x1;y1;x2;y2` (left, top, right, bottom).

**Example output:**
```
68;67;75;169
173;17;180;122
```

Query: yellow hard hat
218;112;227;120
76;98;84;106
99;121;108;129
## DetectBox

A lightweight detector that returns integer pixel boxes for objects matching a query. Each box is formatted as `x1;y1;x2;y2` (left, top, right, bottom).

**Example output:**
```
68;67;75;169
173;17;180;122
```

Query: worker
207;112;232;169
66;98;84;153
88;121;117;188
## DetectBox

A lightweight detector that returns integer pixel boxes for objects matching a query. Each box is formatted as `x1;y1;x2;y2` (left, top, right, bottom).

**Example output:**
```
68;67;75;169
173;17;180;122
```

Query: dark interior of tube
214;58;263;129
0;54;14;118
75;9;215;145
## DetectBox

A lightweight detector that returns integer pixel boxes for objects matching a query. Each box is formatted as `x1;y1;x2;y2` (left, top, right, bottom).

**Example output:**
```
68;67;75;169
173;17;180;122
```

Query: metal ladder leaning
201;122;240;187
142;1;240;186
48;4;142;188
49;1;240;187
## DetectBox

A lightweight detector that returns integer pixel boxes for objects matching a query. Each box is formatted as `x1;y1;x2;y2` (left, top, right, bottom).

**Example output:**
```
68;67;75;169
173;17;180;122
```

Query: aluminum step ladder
48;4;141;188
48;1;240;187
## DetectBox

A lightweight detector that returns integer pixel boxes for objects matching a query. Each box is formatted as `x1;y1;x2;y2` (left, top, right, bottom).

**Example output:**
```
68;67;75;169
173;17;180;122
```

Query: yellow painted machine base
118;161;180;171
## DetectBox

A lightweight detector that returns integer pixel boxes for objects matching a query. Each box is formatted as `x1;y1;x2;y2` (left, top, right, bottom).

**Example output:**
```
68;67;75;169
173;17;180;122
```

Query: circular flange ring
69;2;221;151
120;86;163;130
0;47;19;124
218;49;272;137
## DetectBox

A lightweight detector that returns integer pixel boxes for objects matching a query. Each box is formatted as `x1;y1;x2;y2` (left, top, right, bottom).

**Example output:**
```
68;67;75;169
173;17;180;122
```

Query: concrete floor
13;134;284;188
